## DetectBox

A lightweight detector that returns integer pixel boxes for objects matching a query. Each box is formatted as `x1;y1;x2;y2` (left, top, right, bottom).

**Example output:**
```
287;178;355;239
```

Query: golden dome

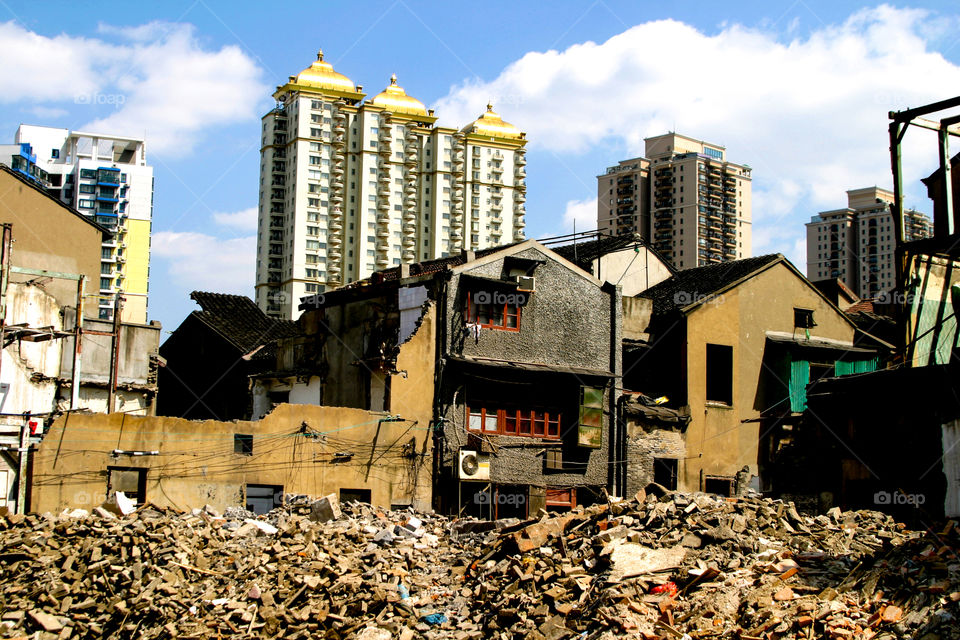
462;103;523;139
370;74;428;116
293;49;357;93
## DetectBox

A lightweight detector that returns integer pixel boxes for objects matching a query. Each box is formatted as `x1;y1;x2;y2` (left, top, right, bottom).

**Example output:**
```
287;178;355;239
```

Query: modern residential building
254;50;527;319
11;125;154;323
805;187;932;298
597;133;752;270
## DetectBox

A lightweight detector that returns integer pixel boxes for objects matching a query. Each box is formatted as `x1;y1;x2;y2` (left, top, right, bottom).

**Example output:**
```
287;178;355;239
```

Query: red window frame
465;291;521;332
467;405;561;439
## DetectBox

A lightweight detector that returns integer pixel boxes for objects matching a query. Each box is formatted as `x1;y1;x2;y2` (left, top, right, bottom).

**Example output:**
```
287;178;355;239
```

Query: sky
1;0;959;334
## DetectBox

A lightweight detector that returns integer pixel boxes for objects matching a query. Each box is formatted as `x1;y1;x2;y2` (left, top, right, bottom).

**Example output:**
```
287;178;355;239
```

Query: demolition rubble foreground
1;490;958;639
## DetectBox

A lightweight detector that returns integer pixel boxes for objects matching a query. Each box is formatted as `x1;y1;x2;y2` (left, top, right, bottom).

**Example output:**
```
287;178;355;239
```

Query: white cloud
212;207;258;232
152;231;255;294
0;21;266;156
562;197;598;232
435;6;960;263
28;106;69;119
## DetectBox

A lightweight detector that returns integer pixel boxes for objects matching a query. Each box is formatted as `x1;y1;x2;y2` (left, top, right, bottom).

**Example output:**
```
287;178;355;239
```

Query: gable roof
549;232;676;276
189;291;299;356
639;254;783;317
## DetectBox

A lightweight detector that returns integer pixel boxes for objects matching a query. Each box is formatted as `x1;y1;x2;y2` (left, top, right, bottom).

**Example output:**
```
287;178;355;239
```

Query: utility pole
70;276;85;409
106;293;123;414
16;412;29;515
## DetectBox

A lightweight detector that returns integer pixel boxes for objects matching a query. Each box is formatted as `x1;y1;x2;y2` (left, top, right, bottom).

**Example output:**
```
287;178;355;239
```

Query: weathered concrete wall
0;283;64;426
446;245;615;373
623;297;652;341
31;402;433;514
60;315;161;386
681;262;855;492
625;419;685;497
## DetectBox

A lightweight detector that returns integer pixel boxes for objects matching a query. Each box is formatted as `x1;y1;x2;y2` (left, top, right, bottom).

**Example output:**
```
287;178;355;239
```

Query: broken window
545;487;576;512
706;344;733;405
234;434;253;456
577;386;604;448
653;458;678;490
465;291;520;331
794;308;816;329
107;466;147;506
246;484;283;515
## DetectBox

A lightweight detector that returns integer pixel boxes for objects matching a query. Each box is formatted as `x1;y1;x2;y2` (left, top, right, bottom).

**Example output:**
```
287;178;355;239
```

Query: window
234;434;253;455
467;405;561;438
706;343;733;405
794;308;816;329
80;168;97;179
107;466;147;505
79;183;96;194
704;476;734;496
465;290;520;331
653;458;678;490
340;488;371;503
577;386;603;448
246;484;283;515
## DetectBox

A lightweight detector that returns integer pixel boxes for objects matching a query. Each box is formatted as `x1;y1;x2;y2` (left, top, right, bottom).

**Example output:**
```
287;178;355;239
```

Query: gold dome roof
462;103;523;139
293;49;357;93
370;74;427;116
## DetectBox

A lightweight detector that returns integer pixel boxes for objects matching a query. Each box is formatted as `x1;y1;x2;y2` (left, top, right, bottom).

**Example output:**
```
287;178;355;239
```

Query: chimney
400;264;410;278
462;249;476;263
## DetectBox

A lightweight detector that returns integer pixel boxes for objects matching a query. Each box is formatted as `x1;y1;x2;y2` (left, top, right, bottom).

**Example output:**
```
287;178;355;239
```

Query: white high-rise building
255;51;528;319
806;187;932;298
11;125;154;323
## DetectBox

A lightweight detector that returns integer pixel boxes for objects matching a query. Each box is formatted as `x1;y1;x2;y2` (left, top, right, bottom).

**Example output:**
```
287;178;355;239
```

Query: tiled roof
639;254;783;317
549;233;675;275
189;291;299;356
845;299;875;314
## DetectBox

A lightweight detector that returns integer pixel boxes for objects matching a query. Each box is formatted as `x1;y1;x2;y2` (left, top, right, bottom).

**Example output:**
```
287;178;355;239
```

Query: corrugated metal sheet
789;359;809;413
835;358;879;376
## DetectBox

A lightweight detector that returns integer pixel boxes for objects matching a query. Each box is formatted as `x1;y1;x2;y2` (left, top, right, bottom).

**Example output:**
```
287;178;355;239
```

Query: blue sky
1;0;959;333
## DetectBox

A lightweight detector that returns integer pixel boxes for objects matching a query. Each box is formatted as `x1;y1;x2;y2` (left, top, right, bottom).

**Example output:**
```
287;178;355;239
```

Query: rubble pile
0;490;958;639
461;489;960;639
0;498;489;639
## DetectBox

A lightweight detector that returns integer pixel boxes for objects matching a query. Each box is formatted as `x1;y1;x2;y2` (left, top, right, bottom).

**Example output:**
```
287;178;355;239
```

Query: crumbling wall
625;420;685;496
30;403;433;513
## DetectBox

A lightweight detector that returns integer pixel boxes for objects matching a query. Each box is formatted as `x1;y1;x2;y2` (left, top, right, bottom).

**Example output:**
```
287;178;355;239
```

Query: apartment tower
255;51;527;319
10;125;154;323
806;187;932;298
598;133;752;270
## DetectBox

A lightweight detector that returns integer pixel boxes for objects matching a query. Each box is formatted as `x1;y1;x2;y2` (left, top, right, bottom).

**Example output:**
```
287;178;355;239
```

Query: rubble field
1;489;958;639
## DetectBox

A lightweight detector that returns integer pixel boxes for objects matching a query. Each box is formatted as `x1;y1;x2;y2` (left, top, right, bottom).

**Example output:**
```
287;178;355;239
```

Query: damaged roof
639;254;783;317
188;291;299;357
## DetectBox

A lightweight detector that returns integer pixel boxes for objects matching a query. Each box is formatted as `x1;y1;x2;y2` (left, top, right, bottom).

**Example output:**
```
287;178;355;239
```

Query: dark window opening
809;362;835;384
246;484;283;515
704;476;734;497
706;343;733;405
234;434;253;456
340;488;371;504
107;466;147;506
545;487;577;513
794;308;816;329
268;390;289;406
653;458;678;490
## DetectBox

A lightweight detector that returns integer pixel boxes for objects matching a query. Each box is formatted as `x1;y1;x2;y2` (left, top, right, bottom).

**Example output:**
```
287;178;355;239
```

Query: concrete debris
0;489;957;639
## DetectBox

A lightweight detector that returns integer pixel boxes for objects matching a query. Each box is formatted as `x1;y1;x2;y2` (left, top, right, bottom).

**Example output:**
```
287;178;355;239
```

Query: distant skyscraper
597;133;752;270
806;187;932;298
10;125;154;323
255;51;528;319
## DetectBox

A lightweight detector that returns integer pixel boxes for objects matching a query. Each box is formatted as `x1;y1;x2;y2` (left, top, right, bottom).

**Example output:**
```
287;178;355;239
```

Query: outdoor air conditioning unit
515;275;536;292
459;449;490;482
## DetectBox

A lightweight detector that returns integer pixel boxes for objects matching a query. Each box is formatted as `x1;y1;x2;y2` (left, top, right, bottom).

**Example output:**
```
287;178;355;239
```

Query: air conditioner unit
459;449;490;482
515;275;536;292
